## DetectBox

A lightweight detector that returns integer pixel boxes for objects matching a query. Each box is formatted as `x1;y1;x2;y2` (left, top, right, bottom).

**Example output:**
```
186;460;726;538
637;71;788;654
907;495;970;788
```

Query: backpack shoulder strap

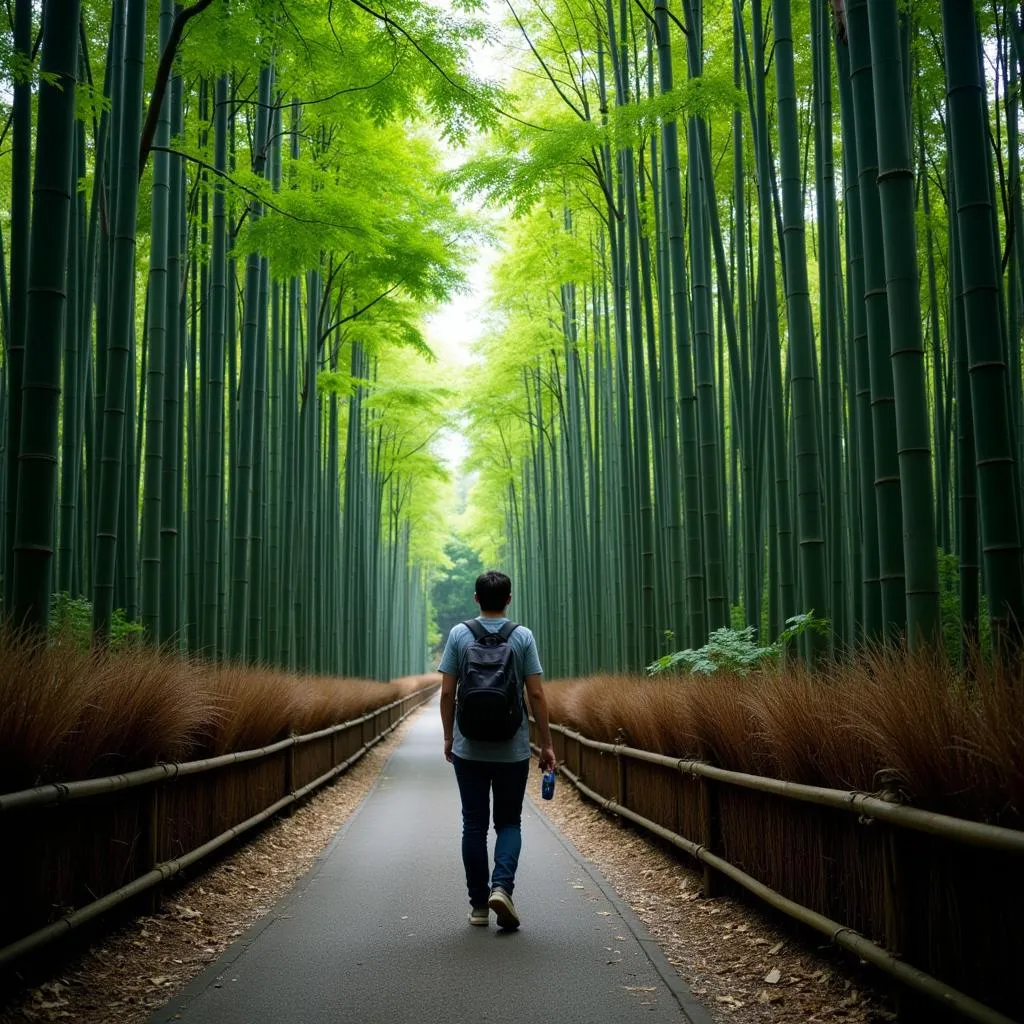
498;621;519;642
462;618;488;641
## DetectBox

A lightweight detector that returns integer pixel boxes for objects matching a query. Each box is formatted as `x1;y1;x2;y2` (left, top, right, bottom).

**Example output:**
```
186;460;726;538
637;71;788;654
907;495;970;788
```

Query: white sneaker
468;906;489;926
487;886;520;930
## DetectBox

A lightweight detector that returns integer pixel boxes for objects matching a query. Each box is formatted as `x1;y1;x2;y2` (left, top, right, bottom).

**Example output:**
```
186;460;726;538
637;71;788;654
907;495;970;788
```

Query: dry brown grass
287;676;402;739
973;660;1024;821
0;636;96;790
0;636;207;786
60;646;211;780
200;665;304;755
544;650;1024;827
0;629;438;791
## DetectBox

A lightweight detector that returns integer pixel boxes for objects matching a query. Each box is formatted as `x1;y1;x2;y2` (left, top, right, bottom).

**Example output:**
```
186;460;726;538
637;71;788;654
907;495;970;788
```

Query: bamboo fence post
142;785;162;913
878;769;922;1019
700;775;719;898
284;741;296;817
615;729;628;809
877;769;906;951
675;770;687;838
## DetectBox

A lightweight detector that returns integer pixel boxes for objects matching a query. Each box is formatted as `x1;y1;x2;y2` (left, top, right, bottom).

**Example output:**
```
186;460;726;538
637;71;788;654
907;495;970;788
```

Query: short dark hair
475;570;512;612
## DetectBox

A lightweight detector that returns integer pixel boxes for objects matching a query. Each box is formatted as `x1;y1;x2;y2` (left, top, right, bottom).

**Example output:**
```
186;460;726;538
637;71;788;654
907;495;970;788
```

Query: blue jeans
452;755;530;908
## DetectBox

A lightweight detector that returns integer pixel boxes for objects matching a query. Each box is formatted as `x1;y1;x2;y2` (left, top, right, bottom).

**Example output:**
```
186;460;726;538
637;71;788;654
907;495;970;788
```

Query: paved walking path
152;698;711;1024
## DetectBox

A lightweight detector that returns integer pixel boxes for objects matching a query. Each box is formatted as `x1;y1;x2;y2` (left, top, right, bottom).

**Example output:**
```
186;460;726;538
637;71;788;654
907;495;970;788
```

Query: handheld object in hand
541;769;556;800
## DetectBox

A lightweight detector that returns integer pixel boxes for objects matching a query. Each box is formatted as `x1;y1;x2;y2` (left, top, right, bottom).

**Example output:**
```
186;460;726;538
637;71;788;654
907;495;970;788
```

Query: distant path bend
152;696;711;1024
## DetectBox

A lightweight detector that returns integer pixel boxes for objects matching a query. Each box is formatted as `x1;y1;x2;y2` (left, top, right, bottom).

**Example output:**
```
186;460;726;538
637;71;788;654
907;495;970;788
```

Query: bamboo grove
460;1;1024;676
0;0;488;677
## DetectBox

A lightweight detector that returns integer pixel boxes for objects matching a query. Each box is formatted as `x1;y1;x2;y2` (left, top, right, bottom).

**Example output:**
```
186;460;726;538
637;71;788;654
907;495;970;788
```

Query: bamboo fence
531;720;1024;1024
0;684;439;968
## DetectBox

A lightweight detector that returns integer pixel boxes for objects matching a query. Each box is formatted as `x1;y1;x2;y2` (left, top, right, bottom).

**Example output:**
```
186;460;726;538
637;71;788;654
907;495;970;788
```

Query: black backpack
456;619;522;741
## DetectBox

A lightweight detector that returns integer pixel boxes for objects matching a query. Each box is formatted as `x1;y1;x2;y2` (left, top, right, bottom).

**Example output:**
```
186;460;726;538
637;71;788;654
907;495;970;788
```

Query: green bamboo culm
93;1;148;640
770;0;828;656
749;0;797;633
812;0;847;647
228;64;274;660
683;0;729;635
656;0;705;647
845;0;906;639
950;156;980;661
941;0;1024;651
201;74;229;659
10;0;83;631
140;0;176;641
3;0;33;617
834;29;881;643
57;120;85;598
160;69;185;645
865;0;940;649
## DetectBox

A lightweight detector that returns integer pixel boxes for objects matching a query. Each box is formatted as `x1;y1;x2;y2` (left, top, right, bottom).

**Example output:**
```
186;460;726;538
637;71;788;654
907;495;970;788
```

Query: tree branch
149;146;365;233
506;0;586;120
340;0;552;132
321;281;406;337
139;0;216;180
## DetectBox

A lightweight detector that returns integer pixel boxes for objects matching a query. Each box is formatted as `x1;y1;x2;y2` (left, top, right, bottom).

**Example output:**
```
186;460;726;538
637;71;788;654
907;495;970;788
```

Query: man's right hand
538;745;556;773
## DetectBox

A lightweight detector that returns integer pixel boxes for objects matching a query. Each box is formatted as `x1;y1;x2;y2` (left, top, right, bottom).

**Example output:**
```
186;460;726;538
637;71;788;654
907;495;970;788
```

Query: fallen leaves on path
529;763;898;1024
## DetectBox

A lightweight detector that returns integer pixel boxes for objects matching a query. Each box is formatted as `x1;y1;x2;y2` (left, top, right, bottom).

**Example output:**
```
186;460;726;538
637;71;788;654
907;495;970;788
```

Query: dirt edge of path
0;708;427;1024
527;761;899;1024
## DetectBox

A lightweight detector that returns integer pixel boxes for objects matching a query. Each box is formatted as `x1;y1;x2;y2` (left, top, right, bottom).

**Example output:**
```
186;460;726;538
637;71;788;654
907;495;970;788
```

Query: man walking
438;570;556;930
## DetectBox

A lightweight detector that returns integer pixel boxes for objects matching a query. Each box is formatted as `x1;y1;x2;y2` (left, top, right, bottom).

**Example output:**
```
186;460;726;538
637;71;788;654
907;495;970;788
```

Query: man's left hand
444;737;454;763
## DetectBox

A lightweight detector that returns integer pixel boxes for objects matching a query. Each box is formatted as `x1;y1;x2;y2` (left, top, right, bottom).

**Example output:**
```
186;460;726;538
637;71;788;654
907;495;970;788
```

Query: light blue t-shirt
438;616;543;763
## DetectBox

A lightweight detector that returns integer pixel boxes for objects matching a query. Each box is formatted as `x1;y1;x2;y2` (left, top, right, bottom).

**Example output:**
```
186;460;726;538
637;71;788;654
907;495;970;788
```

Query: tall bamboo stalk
11;0;82;630
942;0;1024;647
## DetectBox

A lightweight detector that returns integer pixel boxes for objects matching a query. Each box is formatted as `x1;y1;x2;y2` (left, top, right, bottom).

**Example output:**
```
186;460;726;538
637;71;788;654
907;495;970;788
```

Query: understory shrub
937;548;992;662
646;612;829;676
49;592;143;650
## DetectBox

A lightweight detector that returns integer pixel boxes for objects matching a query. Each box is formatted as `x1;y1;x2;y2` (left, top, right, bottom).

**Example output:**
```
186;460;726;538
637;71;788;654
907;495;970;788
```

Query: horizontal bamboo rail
533;720;1024;1024
0;684;438;969
0;702;424;814
546;724;1024;853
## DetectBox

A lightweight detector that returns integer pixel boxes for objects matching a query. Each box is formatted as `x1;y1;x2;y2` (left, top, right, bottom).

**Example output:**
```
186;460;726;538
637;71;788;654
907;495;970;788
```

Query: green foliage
448;79;742;216
365;345;455;570
168;0;503;142
49;593;143;651
729;603;746;630
430;536;485;649
937;549;991;661
646;613;830;677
